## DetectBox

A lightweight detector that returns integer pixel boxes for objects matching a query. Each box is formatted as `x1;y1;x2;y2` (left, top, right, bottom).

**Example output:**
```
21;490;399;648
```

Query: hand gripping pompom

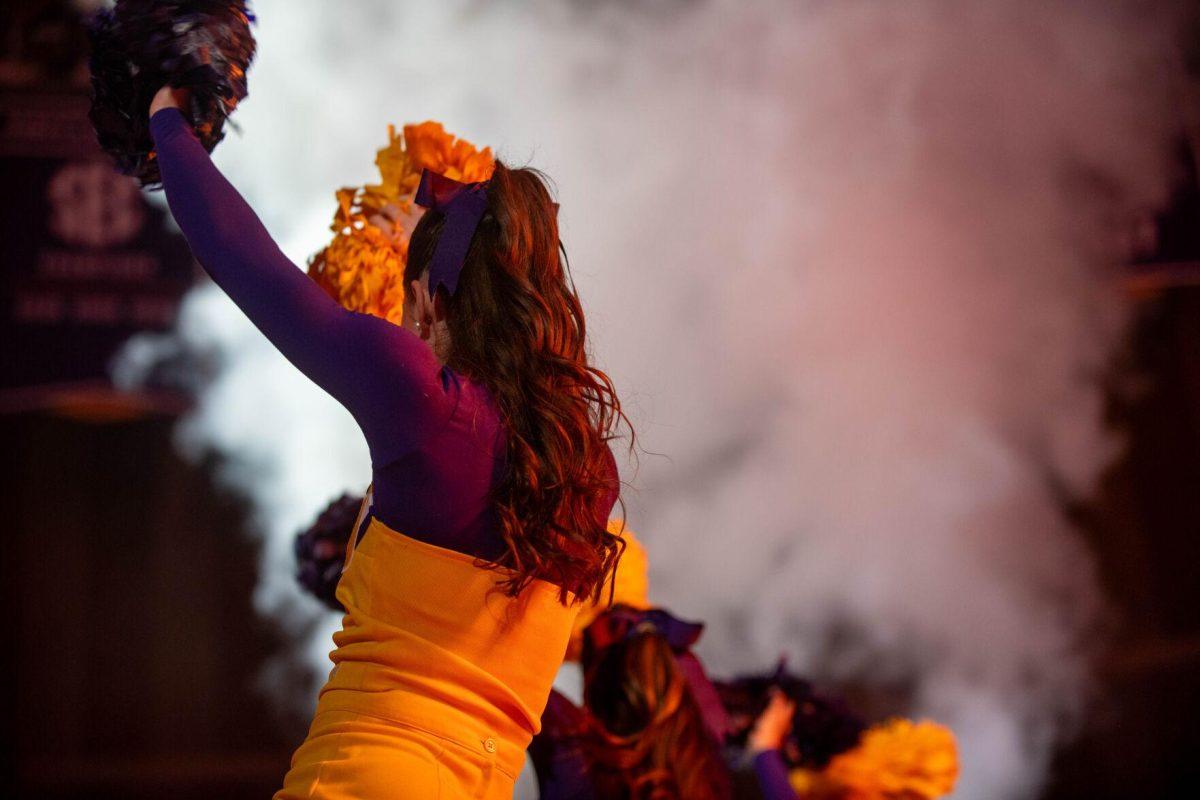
88;0;256;187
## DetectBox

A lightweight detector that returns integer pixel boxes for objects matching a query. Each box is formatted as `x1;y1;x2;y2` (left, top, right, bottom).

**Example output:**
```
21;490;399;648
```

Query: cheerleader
529;605;800;800
148;84;627;799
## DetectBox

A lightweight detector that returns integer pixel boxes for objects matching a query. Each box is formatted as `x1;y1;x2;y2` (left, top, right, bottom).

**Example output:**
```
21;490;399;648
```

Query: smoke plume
117;1;1190;796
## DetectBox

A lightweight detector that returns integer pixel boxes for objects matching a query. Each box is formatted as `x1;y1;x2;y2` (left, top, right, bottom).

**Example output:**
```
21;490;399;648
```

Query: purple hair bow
584;605;705;656
414;168;490;296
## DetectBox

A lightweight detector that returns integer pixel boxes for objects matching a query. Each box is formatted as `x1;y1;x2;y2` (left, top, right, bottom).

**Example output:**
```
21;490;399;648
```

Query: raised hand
748;688;797;755
150;85;191;118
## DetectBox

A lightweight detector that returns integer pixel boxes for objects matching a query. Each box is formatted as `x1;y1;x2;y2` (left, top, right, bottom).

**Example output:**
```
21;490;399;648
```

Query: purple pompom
87;0;256;187
294;494;363;613
716;669;866;770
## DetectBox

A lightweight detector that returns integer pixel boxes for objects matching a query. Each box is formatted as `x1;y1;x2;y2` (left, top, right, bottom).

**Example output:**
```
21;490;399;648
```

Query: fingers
747;688;798;753
765;687;796;717
149;85;191;118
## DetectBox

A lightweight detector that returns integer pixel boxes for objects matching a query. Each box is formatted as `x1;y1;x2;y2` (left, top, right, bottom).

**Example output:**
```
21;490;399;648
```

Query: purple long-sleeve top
150;108;615;560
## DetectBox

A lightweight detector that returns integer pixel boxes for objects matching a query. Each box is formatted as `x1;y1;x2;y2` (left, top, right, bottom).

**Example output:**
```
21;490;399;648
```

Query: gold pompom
564;520;651;662
307;122;495;323
817;718;959;800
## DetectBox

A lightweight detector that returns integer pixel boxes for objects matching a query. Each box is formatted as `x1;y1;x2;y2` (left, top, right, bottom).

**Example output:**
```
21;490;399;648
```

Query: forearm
150;108;347;375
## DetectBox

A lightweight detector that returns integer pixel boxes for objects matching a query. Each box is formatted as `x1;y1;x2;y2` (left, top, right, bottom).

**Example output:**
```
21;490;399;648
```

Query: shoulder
438;369;506;440
343;312;451;408
542;689;586;733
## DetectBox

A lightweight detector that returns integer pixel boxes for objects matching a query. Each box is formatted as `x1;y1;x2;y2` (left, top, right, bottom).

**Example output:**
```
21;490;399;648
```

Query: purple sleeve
149;109;442;463
753;749;799;800
529;691;595;800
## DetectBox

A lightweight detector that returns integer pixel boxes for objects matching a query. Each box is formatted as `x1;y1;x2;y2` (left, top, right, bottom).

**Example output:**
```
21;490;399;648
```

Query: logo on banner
46;162;145;248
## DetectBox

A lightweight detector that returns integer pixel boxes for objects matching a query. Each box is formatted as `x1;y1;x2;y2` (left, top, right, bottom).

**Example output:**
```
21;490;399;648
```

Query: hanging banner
0;88;196;413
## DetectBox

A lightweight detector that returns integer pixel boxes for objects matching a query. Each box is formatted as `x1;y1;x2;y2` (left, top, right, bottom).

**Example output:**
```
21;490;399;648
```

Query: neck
428;320;452;365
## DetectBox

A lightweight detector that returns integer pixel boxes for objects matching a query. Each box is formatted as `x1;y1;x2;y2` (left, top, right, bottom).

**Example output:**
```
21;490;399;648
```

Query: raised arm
747;689;801;800
149;104;443;461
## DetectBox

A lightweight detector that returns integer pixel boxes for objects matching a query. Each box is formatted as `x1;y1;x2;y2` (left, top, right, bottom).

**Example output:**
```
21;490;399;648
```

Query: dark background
3;2;1199;798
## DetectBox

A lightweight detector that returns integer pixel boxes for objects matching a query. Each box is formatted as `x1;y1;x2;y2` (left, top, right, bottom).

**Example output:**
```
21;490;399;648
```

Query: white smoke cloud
117;1;1190;797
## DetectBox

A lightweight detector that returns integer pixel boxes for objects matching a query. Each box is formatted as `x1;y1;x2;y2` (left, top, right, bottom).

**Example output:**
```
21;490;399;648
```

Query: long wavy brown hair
579;630;732;800
405;161;629;604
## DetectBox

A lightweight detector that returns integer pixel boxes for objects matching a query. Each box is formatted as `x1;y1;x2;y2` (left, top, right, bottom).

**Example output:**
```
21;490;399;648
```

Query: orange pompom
820;718;959;800
307;121;495;323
